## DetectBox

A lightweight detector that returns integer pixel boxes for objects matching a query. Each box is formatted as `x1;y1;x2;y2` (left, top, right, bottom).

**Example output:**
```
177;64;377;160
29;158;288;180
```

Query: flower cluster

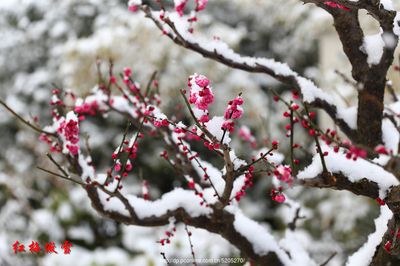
222;96;244;133
158;220;177;246
239;126;257;149
173;0;208;17
57;112;80;156
234;166;254;202
74;100;100;119
271;187;285;203
107;133;142;187
188;73;214;122
224;96;244;120
195;0;208;11
39;133;61;153
175;0;189;16
274;165;293;185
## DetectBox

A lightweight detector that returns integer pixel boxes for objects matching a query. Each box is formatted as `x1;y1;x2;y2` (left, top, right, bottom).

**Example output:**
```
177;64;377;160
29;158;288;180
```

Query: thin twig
237;148;275;173
145;71;158;97
320;251;337;266
36;167;86;186
46;153;69;177
184;224;197;266
386;81;398;102
160;252;170;265
109;121;132;179
177;138;220;200
304;103;328;173
288;207;305;231
0;99;56;136
84;133;93;155
115;118;145;189
179;90;217;143
289;101;296;175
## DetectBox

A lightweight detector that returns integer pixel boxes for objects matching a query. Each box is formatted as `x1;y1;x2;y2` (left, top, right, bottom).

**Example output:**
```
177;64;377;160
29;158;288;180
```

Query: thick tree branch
85;185;284;265
303;0;398;148
298;172;380;199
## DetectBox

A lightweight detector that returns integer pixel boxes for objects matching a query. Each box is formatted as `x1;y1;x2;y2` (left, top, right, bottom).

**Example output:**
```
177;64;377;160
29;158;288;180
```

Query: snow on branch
29;68;314;264
298;145;399;198
345;205;393;266
140;5;358;139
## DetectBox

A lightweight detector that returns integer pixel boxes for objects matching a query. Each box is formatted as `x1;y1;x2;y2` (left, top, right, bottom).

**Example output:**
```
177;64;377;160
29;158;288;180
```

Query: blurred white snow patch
382;32;397;49
394;12;400;36
362;33;384;65
205;116;231;144
57;202;73;221
382;118;399;154
31;210;64;241
380;0;395;11
68;224;94;244
279;230;317;266
318;191;369;232
5;95;25;114
50;21;69;38
253;147;284;165
42;246;140;266
122;224;236;265
336;106;357;129
128;0;142;6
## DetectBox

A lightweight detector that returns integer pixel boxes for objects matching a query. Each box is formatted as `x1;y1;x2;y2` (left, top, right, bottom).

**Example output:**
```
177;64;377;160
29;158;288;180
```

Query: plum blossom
174;0;189;16
238;126;256;148
74;100;99;117
128;0;142;12
271;188;285;203
324;1;350;11
375;145;389;155
221;120;235;133
195;0;208;11
224;96;244;119
188;73;214;120
274;165;293;185
57;112;80;156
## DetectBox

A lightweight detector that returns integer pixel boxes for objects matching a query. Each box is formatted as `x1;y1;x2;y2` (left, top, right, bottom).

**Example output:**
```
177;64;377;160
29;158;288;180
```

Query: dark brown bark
357;78;386;148
332;10;369;82
299;172;380;199
332;10;385;148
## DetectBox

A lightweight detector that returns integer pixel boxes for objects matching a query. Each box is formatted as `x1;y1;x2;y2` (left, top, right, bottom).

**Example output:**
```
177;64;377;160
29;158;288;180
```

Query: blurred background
0;0;399;265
